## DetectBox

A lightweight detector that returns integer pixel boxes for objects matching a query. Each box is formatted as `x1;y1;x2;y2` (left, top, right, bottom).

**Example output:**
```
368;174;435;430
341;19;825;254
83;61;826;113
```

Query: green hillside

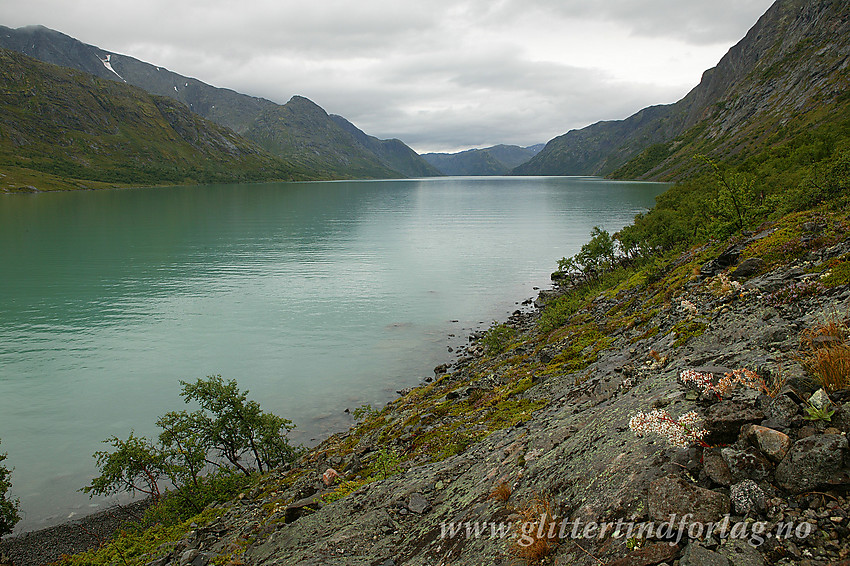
0;48;311;192
0;25;440;181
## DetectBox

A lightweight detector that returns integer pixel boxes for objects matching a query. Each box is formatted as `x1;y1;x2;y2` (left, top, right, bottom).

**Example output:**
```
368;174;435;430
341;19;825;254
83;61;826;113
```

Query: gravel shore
0;499;152;566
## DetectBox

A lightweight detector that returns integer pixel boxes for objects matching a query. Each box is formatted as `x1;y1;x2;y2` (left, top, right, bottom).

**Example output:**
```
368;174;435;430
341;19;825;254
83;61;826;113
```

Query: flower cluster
718;368;764;394
680;367;773;399
680;369;724;398
767;279;825;306
680;299;698;316
715;272;744;295
629;409;708;448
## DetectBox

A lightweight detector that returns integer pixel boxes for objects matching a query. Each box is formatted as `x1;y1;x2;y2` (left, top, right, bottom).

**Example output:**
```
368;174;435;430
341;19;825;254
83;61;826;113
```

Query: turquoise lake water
0;176;667;531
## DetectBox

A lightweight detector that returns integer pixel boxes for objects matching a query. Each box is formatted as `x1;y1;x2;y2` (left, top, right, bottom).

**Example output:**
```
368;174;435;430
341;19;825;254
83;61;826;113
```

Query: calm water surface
0;176;667;531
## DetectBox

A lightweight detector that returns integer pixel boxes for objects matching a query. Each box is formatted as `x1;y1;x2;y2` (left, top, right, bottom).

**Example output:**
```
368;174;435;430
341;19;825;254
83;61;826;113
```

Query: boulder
742;424;792;462
730;480;767;515
775;434;848;493
721;447;772;482
730;257;764;280
703;447;734;486
605;542;681;566
718;538;766;566
407;492;431;514
703;402;765;445
680;543;731;566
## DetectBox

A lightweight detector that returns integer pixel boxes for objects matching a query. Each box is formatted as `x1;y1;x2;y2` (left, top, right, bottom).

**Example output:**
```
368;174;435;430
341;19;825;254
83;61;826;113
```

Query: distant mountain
329;115;442;178
0;48;307;192
514;0;850;180
0;25;439;180
423;144;543;176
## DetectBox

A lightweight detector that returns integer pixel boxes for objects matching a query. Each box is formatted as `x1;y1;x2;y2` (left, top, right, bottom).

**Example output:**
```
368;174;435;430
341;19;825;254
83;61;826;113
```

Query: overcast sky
1;0;775;153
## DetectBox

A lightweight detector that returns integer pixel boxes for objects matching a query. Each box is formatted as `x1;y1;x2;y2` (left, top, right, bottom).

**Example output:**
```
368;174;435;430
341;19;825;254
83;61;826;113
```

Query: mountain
423;144;543;176
514;0;850;180
329;115;442;178
0;48;307;191
0;25;438;180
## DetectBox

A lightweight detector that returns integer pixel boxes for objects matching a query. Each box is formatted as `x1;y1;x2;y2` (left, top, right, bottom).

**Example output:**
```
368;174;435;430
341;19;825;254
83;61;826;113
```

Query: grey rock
718;538;765;566
407;493;431;514
758;394;798;426
180;549;200;566
775;434;849;493
680;543;731;566
808;388;833;411
703;402;765;445
721;447;772;482
648;476;730;525
730;480;767;515
703;447;734;486
730;257;764;280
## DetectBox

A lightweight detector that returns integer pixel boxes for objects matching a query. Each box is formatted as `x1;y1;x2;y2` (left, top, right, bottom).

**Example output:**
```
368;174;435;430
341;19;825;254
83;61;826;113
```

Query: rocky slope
514;0;850;179
7;206;846;566
0;25;438;180
143;211;850;566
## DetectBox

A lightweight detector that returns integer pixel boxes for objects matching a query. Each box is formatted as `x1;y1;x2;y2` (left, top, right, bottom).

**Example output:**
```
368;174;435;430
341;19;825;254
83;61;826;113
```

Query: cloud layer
0;0;774;152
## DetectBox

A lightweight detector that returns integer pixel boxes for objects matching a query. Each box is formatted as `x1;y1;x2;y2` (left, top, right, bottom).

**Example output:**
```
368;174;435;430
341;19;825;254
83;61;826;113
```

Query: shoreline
0;296;535;566
0;498;153;566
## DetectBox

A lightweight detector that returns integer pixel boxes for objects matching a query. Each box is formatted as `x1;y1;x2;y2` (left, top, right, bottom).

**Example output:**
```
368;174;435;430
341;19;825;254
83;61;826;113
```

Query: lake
0;176;667;532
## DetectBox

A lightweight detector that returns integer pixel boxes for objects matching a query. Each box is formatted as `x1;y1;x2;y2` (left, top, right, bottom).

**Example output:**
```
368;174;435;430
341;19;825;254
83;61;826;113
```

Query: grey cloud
0;0;771;153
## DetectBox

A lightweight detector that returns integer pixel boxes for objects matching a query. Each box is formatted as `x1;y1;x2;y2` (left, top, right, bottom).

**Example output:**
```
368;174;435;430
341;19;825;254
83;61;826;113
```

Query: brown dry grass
490;480;512;502
509;492;560;564
799;314;850;392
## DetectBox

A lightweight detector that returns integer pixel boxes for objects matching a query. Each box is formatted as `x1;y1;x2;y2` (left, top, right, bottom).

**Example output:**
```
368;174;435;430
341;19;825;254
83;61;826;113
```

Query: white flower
629;409;708;448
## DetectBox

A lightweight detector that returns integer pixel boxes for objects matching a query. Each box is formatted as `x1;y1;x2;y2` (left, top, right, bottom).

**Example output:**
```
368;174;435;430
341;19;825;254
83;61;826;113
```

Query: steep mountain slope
329;115;442;178
514;0;850;179
0;48;307;191
423;144;542;176
0;25;438;179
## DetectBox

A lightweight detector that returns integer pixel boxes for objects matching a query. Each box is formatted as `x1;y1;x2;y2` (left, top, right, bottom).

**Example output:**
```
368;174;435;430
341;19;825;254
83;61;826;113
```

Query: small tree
1;439;21;538
557;226;617;282
83;376;300;510
179;375;298;475
82;432;165;500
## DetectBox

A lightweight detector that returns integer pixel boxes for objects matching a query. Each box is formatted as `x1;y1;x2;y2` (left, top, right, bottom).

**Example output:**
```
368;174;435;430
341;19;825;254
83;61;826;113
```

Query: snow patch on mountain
99;53;125;82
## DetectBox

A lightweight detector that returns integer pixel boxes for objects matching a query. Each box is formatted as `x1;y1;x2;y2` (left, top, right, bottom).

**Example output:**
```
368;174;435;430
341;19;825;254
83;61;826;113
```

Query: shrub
83;376;302;515
489;480;512;503
1;439;21;537
178;375;299;474
481;322;517;354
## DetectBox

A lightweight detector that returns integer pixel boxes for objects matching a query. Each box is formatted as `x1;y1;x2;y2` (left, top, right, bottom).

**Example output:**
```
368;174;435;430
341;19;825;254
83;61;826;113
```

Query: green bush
481;323;517;354
0;438;21;537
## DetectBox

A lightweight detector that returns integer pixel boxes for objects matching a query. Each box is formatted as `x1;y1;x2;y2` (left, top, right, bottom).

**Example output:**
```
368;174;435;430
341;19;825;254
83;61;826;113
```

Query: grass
489;481;512;503
509;492;560;564
799;315;850;392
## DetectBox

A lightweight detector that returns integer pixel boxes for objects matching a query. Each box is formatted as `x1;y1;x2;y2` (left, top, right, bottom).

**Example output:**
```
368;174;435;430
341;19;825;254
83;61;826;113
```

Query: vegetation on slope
0;49;313;192
0;25;440;181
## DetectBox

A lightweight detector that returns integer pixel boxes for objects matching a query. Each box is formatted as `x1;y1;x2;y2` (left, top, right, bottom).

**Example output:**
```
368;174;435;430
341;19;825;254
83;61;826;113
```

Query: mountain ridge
423;144;543;176
0;47;310;191
0;25;438;180
514;0;850;180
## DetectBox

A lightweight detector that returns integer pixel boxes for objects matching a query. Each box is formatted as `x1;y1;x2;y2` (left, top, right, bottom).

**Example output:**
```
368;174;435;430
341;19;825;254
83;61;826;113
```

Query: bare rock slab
648;475;730;525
